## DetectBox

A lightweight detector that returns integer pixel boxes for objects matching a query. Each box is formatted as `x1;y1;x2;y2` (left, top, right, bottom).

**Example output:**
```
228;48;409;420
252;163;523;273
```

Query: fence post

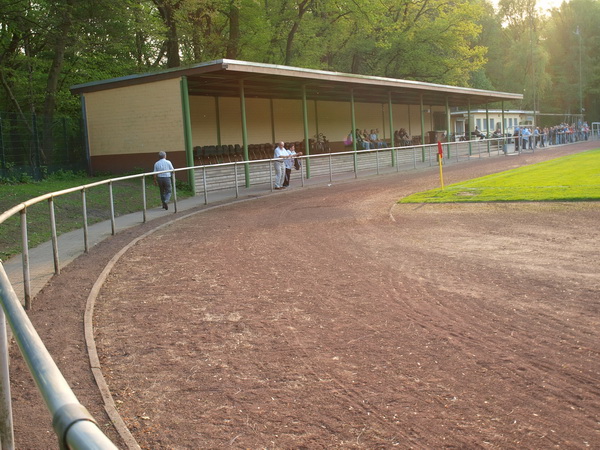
0;113;5;175
62;117;69;164
31;113;41;180
48;198;60;275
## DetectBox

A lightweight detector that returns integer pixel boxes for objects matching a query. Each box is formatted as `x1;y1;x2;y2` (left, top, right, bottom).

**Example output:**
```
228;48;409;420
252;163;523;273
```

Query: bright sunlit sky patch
490;0;568;13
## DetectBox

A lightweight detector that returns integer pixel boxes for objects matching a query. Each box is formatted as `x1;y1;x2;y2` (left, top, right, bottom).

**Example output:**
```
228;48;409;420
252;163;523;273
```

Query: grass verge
400;149;600;204
0;171;192;260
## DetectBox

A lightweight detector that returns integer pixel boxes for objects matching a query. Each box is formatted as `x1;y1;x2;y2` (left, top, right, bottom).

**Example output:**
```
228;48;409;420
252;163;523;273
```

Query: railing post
329;154;333;182
172;171;178;213
0;300;15;449
48;198;60;275
109;181;115;235
142;176;147;223
376;149;380;175
269;160;274;191
202;166;208;205
234;162;239;198
20;209;31;310
82;189;89;253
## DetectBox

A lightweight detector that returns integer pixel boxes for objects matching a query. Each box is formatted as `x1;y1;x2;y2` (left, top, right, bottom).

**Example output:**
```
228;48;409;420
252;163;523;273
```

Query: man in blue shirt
153;151;174;210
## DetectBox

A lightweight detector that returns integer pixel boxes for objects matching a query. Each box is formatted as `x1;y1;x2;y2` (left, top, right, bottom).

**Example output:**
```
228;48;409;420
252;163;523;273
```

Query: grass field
0;172;191;260
400;149;600;204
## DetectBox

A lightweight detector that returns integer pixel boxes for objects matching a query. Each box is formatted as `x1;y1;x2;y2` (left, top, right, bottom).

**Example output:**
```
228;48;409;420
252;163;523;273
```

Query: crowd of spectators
344;128;389;149
511;122;591;150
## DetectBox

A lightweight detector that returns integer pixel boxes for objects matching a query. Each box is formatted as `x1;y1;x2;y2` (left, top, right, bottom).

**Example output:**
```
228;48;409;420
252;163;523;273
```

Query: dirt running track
10;143;600;449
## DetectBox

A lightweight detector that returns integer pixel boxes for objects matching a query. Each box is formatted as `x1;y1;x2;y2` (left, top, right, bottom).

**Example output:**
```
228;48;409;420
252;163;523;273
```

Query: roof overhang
70;59;523;107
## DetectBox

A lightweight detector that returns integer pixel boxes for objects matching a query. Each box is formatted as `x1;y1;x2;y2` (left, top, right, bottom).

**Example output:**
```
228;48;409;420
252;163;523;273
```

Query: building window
490;119;495;131
476;118;482;130
509;118;513;127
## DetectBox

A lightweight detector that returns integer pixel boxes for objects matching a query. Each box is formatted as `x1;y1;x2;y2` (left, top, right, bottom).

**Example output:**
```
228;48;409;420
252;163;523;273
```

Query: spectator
153;151;174;210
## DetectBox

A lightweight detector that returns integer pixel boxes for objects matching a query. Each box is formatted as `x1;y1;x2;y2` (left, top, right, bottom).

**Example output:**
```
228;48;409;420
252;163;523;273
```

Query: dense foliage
0;0;598;144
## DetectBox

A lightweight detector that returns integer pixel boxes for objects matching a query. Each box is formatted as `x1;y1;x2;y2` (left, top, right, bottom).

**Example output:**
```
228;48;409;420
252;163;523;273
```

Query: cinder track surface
11;143;600;448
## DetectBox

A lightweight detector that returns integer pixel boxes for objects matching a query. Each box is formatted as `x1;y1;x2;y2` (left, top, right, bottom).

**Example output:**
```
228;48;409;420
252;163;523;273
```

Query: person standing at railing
283;143;302;188
153;151;175;210
273;141;288;190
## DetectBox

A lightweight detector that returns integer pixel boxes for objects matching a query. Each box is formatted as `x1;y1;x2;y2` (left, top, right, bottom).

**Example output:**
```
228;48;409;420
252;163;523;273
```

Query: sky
536;0;568;9
490;0;568;12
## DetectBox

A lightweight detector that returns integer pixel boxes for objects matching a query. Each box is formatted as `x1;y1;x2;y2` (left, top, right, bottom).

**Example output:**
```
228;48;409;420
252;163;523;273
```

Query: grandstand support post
501;102;506;154
486;104;491;155
80;95;92;175
270;99;275;144
314;100;319;140
468;100;472;155
388;92;396;167
351;89;357;173
180;77;195;195
420;95;426;162
446;96;451;159
48;198;60;275
214;96;222;146
239;80;250;187
302;85;311;178
0;300;15;450
20;210;31;310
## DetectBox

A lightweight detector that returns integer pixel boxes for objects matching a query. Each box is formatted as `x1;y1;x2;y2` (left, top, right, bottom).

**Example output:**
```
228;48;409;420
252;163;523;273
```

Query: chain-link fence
0;111;87;181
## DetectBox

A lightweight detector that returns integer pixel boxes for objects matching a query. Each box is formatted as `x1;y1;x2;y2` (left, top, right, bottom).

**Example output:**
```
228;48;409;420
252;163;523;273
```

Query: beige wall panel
316;101;351;141
389;104;411;136
218;97;243;145
246;98;273;144
190;96;217;146
85;78;183;156
271;99;299;142
272;99;306;142
354;103;386;135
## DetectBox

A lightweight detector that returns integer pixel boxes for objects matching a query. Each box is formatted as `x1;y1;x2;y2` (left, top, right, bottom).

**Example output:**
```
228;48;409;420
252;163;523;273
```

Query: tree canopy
1;0;598;123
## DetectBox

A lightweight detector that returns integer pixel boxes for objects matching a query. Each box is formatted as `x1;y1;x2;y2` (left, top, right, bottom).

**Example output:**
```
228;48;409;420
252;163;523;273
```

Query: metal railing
1;134;592;448
0;266;118;449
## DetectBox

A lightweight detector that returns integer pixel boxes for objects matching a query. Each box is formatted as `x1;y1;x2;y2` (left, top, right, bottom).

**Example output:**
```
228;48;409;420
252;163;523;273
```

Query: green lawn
400;149;600;204
0;172;192;260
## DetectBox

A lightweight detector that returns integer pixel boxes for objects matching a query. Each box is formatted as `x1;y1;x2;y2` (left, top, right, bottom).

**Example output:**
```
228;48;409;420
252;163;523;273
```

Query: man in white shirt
273;142;289;189
153;151;174;210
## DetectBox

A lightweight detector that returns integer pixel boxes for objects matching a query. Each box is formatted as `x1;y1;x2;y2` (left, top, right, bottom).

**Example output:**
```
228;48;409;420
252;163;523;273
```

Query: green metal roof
70;59;522;107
